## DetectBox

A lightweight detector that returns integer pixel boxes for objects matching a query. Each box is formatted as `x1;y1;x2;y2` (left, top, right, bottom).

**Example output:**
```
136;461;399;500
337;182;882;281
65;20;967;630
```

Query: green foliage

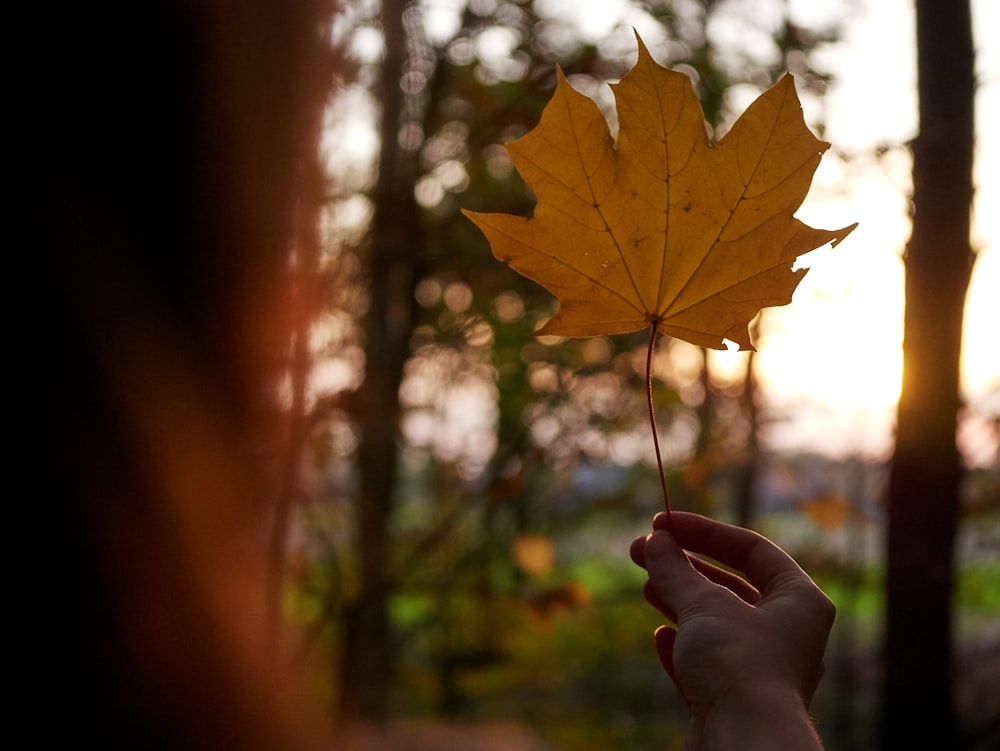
957;563;1000;613
387;544;689;750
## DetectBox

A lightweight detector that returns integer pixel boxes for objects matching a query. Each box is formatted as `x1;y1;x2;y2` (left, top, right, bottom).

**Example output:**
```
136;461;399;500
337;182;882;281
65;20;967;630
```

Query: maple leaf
463;36;856;350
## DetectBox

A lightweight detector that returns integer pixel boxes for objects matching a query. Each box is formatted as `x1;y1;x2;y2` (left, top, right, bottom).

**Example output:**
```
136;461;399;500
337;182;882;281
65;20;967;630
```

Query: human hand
630;511;835;750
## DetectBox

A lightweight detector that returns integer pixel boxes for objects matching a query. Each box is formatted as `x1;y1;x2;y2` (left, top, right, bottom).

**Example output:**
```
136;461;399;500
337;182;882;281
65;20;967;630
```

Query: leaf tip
631;29;663;73
631;27;649;55
831;223;859;247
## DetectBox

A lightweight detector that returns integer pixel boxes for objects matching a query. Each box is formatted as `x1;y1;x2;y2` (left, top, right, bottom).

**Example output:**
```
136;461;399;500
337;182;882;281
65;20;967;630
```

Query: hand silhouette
631;511;835;750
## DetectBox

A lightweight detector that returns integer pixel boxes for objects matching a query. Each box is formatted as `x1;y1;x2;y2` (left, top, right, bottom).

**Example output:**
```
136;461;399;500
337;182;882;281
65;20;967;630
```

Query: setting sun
756;200;907;416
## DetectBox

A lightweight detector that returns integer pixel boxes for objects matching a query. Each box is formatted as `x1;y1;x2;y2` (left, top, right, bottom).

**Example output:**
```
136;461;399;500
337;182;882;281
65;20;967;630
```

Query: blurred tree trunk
267;40;333;652
340;0;420;725
881;0;975;748
734;344;759;529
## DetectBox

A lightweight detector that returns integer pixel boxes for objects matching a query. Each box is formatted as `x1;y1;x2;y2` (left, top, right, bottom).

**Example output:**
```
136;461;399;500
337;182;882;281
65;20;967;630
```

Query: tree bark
881;0;975;748
339;0;420;725
734;348;759;529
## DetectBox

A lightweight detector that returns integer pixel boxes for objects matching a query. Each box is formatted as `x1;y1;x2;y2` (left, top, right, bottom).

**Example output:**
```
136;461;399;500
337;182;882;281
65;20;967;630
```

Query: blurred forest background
37;0;996;750
271;1;998;750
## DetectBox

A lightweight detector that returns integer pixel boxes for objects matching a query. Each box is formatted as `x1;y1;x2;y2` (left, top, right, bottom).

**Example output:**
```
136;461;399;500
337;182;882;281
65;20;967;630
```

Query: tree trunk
339;0;420;726
735;320;760;529
267;40;332;653
881;0;975;748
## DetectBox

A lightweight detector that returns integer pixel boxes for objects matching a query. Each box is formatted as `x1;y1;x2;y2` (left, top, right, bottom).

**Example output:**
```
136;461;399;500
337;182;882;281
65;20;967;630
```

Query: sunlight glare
757;243;904;414
963;248;1000;405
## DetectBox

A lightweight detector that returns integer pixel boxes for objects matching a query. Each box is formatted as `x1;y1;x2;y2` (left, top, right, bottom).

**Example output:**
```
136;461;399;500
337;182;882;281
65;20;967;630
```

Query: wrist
689;681;822;751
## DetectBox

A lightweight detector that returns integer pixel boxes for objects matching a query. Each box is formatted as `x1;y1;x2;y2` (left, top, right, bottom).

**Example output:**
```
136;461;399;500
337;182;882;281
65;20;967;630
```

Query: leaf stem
646;322;671;521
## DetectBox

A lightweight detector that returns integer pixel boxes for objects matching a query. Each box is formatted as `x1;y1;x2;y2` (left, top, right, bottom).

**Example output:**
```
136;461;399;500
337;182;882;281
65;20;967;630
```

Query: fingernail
644;530;673;560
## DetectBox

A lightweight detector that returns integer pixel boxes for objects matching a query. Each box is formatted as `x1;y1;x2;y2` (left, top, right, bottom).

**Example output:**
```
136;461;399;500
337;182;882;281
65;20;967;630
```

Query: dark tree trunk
339;0;420;725
267;34;333;654
36;2;333;748
881;0;975;748
734;351;759;529
735;319;760;529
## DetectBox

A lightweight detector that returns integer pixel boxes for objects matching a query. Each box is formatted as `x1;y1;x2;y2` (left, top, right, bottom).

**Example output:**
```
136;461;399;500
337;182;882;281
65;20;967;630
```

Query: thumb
644;530;715;618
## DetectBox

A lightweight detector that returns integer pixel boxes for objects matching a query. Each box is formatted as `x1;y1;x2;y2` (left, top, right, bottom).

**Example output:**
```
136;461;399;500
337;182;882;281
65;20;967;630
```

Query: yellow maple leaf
463;36;856;350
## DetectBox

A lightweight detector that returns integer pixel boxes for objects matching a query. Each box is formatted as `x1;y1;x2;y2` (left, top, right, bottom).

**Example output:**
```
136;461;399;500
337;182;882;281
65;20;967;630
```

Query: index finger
657;511;814;598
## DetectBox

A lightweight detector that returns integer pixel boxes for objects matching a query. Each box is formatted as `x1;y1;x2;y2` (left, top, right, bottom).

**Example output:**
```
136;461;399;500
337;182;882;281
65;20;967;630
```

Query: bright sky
748;0;998;461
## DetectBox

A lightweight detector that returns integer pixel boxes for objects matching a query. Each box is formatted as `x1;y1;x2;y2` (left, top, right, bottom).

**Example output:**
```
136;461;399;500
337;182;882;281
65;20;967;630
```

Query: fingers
632;512;796;620
653;625;680;693
689;555;761;604
633;534;761;606
629;534;647;568
643;579;677;623
642;528;728;617
661;512;815;599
